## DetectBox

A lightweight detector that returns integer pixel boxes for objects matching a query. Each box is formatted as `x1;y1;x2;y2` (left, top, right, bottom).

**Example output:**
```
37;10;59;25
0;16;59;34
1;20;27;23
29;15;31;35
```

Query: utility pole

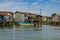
40;9;41;16
40;9;42;27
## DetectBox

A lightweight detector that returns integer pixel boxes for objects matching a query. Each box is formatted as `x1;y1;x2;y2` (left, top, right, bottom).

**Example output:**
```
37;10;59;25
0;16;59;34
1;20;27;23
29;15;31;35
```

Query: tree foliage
52;13;56;16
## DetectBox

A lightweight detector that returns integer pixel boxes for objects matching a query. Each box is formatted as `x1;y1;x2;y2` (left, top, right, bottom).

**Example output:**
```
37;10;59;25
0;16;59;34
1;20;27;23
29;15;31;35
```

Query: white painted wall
15;13;25;22
52;16;59;22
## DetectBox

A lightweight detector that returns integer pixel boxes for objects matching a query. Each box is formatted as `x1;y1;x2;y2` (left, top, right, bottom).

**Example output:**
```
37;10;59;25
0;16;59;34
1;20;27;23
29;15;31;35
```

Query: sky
0;0;60;16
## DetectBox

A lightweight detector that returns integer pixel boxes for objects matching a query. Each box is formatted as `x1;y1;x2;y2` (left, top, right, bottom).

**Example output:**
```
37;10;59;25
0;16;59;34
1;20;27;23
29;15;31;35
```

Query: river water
0;25;60;40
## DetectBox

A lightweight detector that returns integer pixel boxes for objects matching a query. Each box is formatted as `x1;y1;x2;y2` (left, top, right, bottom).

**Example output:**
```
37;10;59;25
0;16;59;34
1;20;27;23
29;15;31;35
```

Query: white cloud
0;1;28;10
0;1;53;16
50;0;60;3
31;2;38;5
38;0;44;2
0;0;60;16
0;1;40;12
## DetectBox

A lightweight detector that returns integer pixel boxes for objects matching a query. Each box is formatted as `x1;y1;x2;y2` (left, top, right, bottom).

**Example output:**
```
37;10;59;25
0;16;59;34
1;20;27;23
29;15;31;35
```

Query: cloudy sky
0;0;60;16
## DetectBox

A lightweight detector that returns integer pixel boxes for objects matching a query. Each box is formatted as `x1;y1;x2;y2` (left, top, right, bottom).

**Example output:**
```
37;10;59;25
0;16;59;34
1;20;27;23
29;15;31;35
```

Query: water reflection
34;27;42;31
0;25;60;40
13;25;16;40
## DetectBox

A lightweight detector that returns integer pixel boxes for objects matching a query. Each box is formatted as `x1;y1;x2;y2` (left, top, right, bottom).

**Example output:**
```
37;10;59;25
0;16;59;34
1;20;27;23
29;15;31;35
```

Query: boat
17;22;34;26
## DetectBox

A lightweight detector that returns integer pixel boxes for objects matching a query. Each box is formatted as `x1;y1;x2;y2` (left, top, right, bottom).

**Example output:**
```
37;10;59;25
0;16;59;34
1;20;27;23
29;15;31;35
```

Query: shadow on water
0;25;13;29
22;26;42;32
15;25;42;32
0;25;42;30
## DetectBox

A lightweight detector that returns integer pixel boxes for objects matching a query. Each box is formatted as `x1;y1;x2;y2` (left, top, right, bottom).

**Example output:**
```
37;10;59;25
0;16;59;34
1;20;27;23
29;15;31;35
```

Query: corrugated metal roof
0;11;13;16
15;11;36;15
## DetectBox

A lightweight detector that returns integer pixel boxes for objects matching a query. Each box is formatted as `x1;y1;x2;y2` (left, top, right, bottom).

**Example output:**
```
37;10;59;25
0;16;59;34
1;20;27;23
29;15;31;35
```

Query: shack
0;11;13;25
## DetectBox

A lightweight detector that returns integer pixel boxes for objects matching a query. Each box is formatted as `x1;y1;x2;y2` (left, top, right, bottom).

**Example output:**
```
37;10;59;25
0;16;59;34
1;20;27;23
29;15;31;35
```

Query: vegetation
52;13;56;16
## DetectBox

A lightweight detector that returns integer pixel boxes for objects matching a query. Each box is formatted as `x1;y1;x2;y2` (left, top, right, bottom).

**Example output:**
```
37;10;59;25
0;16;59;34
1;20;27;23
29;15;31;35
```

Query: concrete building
15;12;25;22
15;11;36;22
42;16;51;22
52;14;60;24
42;16;52;24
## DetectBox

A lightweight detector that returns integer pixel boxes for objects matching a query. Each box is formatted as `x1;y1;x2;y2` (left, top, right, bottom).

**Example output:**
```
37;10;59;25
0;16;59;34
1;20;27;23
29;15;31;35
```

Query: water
0;25;60;40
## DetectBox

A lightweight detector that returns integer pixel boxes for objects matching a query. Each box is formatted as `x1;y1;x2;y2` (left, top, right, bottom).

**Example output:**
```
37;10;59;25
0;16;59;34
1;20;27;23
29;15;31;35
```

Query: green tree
52;13;56;16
